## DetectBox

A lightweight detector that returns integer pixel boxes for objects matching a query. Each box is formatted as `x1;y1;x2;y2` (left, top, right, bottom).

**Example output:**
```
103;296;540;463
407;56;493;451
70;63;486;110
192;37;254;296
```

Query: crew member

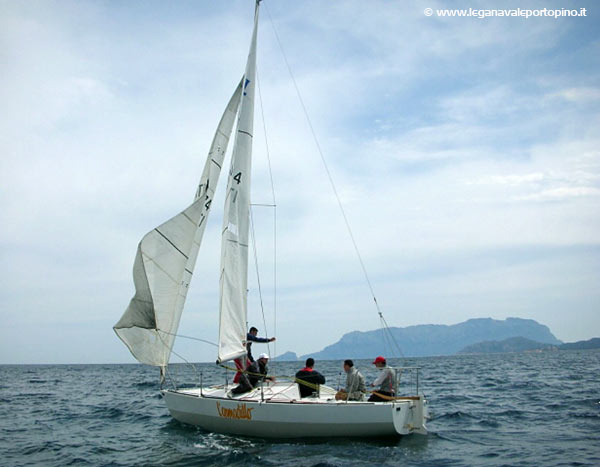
295;358;326;398
368;356;395;402
335;359;366;401
246;326;276;362
230;353;273;395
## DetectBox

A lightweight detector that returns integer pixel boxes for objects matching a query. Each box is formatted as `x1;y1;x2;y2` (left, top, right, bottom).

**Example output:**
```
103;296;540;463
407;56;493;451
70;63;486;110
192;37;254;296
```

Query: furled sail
114;79;244;367
217;2;259;363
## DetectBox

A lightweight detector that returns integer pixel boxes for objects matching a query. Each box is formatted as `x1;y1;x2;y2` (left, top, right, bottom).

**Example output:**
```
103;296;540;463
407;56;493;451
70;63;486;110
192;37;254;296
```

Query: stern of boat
392;395;428;435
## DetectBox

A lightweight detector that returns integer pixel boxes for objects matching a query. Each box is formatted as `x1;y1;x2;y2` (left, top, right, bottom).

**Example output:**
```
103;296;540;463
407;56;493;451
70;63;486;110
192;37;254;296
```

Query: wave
3;350;599;466
133;381;157;389
431;410;477;420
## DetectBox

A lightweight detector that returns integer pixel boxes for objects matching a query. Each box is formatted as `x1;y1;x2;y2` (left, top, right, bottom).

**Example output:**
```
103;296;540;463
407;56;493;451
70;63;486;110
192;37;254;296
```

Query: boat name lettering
216;402;254;420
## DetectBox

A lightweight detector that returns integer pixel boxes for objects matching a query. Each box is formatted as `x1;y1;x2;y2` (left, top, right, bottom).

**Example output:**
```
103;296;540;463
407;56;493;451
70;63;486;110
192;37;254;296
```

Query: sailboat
114;1;428;438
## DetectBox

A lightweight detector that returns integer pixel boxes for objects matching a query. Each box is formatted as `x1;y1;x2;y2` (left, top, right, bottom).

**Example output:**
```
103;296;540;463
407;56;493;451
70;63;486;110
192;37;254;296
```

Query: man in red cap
368;356;395;402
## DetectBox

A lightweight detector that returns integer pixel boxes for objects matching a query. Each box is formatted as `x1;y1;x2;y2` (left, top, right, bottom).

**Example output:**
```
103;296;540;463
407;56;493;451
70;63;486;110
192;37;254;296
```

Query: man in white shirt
368;356;395;402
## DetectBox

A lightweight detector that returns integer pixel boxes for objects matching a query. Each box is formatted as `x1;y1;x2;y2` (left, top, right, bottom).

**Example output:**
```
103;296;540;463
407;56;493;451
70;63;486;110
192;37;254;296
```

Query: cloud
551;87;600;102
516;186;600;202
475;173;546;185
1;0;599;363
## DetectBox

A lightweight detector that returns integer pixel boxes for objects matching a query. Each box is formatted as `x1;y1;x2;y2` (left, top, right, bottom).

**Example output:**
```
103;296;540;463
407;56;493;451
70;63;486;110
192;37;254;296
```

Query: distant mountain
275;351;298;361
458;336;556;354
559;338;600;350
301;318;561;360
458;336;600;354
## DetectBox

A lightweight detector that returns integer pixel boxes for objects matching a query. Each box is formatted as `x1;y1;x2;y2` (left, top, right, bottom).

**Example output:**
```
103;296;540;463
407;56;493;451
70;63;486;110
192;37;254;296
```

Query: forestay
217;2;259;363
113;80;244;367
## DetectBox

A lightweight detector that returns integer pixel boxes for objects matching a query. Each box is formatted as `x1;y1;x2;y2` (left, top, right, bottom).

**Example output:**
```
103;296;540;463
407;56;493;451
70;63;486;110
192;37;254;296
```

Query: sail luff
114;79;244;367
217;2;260;363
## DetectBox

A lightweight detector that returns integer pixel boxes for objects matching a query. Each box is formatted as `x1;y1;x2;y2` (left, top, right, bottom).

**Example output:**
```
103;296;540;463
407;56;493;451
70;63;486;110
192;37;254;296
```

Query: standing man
295;358;326;398
335;359;366;401
368;356;395;402
246;326;275;362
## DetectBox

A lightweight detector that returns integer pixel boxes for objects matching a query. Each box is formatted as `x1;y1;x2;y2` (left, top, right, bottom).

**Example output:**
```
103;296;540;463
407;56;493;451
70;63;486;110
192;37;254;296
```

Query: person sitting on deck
245;326;276;362
295;358;326;398
230;353;274;395
368;356;395;402
335;359;366;401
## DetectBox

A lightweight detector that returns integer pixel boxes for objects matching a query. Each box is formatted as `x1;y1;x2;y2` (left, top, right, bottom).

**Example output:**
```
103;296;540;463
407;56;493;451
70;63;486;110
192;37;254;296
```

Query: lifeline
216;402;254;420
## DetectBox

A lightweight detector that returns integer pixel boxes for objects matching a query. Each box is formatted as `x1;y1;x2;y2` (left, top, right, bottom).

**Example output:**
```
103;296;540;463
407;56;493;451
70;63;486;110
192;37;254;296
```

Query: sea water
1;350;599;466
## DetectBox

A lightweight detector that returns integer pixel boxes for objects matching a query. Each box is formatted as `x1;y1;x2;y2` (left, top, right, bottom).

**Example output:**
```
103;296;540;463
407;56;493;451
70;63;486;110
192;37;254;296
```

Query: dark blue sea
1;350;599;466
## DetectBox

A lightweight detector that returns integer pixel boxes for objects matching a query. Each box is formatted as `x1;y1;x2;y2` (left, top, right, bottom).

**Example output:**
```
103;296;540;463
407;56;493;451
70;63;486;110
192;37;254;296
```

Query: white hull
162;382;428;438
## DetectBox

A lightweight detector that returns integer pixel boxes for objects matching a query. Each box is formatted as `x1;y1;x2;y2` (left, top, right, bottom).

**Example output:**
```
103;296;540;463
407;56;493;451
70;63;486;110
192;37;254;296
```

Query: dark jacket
231;359;269;395
246;333;270;362
295;367;326;398
247;360;268;388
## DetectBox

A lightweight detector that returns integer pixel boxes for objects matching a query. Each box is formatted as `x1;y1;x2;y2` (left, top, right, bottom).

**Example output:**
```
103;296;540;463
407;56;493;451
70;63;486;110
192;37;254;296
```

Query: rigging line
265;5;381;315
155;331;201;381
266;6;405;359
256;67;277;207
257;65;278;360
380;315;404;358
159;330;218;347
380;323;391;357
168;346;201;379
383;327;394;359
249;205;271;358
380;317;391;352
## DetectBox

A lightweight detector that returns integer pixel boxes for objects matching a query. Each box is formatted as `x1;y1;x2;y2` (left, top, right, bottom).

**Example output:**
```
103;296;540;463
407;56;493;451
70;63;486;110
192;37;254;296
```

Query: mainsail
114;80;243;367
217;2;260;363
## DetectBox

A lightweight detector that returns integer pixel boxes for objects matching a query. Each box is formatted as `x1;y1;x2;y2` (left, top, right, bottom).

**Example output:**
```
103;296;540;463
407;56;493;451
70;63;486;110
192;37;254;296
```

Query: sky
1;0;599;364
